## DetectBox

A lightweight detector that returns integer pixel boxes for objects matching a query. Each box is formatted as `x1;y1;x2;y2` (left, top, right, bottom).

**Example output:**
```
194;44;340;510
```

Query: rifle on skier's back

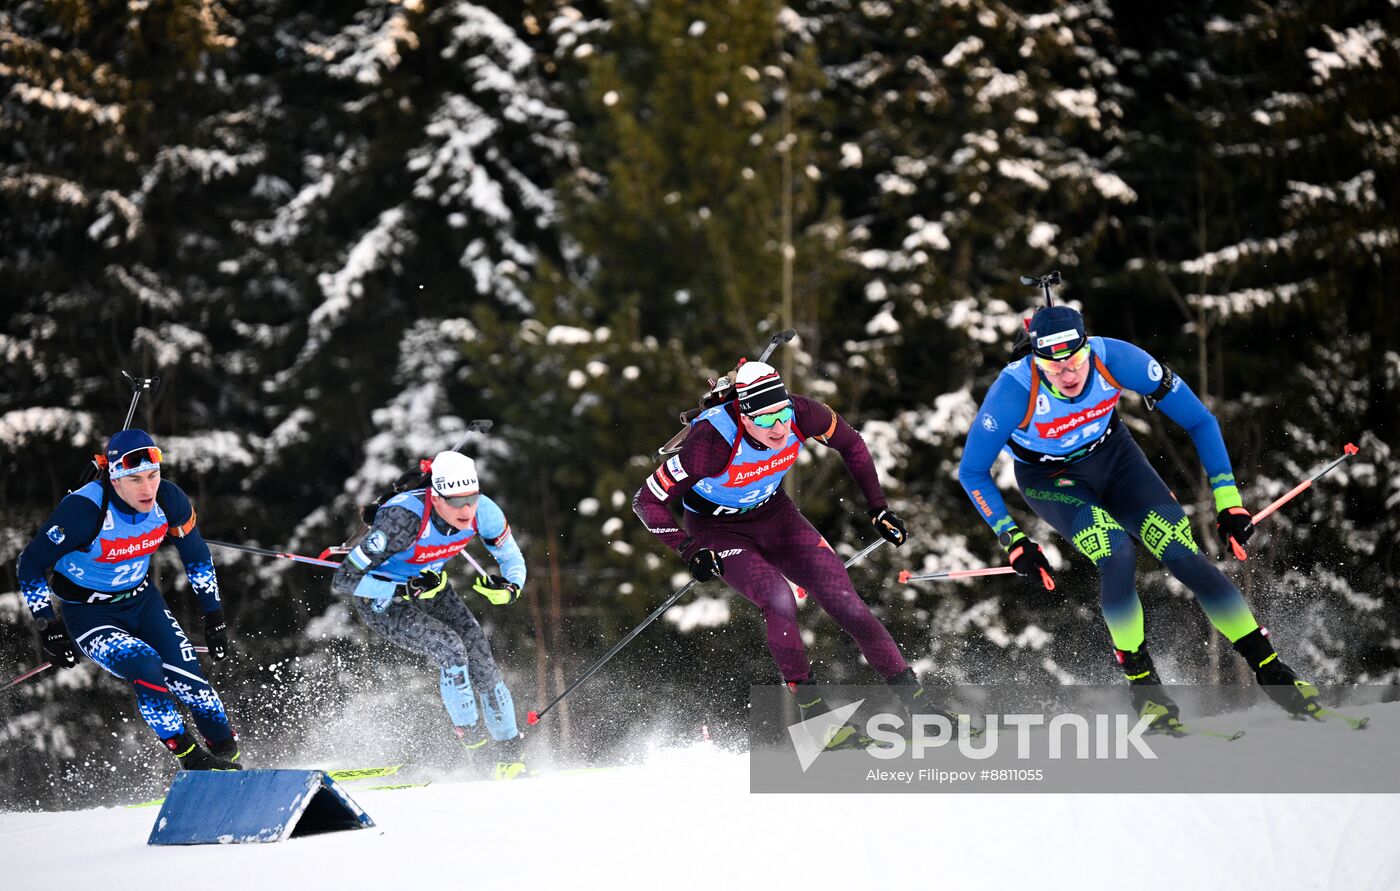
655;329;797;458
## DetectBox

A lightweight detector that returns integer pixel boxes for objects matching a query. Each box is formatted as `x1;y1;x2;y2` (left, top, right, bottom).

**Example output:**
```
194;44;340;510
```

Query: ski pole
204;538;400;586
206;538;346;570
898;566;1020;583
899;562;1053;590
0;663;52;692
3;647;207;693
1219;442;1361;561
1250;442;1360;525
459;549;489;578
526;537;888;726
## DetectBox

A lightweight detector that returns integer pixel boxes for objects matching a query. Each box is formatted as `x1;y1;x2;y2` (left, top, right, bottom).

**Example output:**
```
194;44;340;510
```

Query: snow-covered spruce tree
0;0;273;807
515;0;873;725
800;0;1138;684
1114;1;1400;683
218;2;575;744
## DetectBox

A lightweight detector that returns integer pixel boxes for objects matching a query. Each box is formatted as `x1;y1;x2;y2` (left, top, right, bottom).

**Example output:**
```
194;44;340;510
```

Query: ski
1151;719;1245;741
363;781;431;791
1302;706;1369;730
125;764;405;808
327;765;403;782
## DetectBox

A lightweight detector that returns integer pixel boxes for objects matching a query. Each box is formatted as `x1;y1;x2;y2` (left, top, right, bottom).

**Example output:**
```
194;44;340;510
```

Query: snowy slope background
4;714;1400;891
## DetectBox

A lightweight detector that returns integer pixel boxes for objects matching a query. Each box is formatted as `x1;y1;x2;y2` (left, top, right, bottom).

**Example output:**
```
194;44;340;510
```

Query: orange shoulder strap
1094;354;1122;390
1018;374;1039;431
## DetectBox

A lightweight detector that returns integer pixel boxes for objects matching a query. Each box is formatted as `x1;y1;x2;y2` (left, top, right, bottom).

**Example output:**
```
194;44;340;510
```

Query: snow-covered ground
3;738;1398;890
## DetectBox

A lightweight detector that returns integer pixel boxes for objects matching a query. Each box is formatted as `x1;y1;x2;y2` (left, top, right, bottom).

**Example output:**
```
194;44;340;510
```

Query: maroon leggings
686;496;908;684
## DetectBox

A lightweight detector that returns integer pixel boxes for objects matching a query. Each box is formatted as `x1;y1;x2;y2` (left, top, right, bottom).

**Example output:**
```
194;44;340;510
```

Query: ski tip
897;569;911;584
526;711;540;726
1344;442;1359;456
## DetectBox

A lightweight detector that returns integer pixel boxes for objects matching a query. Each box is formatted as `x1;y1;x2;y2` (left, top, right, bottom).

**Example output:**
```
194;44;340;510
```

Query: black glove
38;618;79;669
203;610;230;662
687;548;724;582
471;573;520;605
1215;506;1254;560
1006;535;1055;591
870;507;908;547
404;568;449;601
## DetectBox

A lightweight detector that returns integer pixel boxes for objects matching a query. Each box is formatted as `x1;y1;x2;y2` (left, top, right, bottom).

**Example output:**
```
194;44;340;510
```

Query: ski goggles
110;447;163;478
435;491;480;509
747;406;794;428
1034;344;1091;375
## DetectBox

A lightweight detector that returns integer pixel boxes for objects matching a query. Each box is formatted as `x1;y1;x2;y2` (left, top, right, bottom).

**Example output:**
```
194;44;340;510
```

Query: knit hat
105;429;162;480
1027;305;1087;359
430;451;479;497
733;361;790;415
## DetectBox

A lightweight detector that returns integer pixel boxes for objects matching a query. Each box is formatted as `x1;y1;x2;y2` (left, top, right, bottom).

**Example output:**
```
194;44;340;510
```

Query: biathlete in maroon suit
633;360;950;726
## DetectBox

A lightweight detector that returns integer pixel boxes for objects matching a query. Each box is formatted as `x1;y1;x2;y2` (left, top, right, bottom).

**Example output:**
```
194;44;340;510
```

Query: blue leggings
1014;430;1259;653
62;589;233;744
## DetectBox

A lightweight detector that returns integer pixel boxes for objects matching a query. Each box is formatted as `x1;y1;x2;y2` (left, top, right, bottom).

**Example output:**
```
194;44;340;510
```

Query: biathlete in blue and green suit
957;303;1320;723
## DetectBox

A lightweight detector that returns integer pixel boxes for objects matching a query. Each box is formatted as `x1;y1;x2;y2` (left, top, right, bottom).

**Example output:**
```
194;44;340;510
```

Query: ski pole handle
1251;442;1360;525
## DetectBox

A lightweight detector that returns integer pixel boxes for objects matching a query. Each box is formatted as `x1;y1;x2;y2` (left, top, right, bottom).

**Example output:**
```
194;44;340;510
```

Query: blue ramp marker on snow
148;770;374;845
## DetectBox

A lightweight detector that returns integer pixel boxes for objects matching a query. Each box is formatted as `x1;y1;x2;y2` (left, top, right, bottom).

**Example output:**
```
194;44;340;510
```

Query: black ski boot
885;668;974;739
208;734;241;766
1116;648;1181;730
1233;628;1320;718
787;677;867;750
165;729;240;771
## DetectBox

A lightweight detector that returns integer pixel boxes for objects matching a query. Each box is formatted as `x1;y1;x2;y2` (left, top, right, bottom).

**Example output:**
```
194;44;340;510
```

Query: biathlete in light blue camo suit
331;450;528;778
957;302;1320;725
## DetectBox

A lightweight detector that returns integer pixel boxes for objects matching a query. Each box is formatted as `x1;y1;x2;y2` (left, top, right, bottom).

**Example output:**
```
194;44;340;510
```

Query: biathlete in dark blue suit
16;430;241;770
958;303;1320;724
